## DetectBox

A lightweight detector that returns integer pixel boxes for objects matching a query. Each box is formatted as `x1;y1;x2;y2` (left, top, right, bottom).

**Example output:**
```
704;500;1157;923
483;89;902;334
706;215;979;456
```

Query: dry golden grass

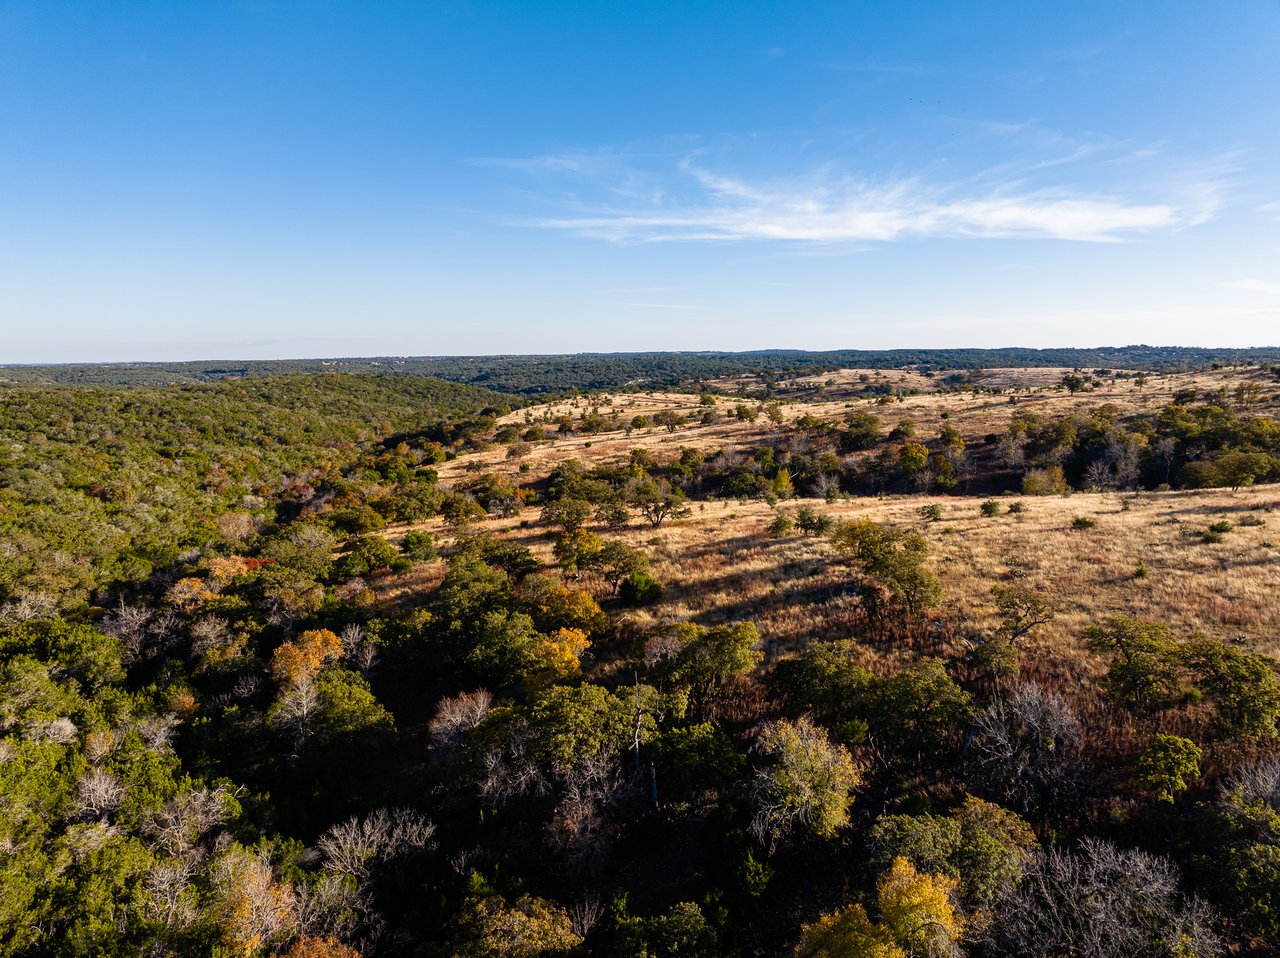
382;484;1280;663
383;365;1280;667
781;365;1280;445
441;365;1280;490
438;392;783;487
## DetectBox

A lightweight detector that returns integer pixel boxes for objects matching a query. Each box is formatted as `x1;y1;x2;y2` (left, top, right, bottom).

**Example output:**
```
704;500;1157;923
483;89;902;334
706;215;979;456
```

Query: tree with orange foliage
166;576;215;610
270;629;344;686
205;555;255;585
213;847;297;956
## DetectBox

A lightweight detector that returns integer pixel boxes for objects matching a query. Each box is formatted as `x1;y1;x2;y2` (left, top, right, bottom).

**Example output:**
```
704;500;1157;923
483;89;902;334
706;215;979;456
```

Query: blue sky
2;1;1279;362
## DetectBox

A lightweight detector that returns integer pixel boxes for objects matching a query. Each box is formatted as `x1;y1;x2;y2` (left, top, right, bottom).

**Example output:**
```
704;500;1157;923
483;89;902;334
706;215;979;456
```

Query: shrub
768;512;795;538
980;500;1002;517
1071;516;1096;530
1024;466;1068;496
336;536;401;579
796;505;834;536
919;504;943;522
620;570;664;606
888;418;916;440
401;530;436;561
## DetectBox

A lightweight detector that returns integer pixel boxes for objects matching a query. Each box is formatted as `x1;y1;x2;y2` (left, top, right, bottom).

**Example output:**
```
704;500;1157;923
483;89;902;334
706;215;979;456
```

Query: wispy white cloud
526;162;1213;245
1228;278;1280;295
490;129;1228;248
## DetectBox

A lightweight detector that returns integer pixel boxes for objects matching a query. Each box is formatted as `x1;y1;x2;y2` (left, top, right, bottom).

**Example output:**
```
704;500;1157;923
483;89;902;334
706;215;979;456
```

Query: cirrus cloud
493;141;1226;246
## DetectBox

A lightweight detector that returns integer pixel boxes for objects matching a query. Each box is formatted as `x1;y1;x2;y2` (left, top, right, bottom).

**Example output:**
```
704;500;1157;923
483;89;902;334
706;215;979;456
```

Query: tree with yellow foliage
794;857;963;958
795;904;905;958
205;554;255;586
531;627;591;687
876;857;964;957
450;894;581;957
552;528;604;576
520;574;608;636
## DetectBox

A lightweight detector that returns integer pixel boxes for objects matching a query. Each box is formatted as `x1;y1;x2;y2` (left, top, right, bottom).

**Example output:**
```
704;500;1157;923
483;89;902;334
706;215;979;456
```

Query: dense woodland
4;361;1280;956
8;345;1280;392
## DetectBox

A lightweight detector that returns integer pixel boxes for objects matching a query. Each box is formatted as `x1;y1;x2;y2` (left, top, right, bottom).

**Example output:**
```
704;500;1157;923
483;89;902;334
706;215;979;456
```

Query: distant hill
3;345;1279;393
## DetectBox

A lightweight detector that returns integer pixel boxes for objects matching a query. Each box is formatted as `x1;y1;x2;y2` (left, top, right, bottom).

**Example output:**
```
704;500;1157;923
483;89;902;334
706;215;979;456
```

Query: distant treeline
6;345;1280;393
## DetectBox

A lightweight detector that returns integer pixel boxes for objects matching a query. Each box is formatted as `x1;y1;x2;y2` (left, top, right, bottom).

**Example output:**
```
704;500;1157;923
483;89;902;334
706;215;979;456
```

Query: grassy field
381;364;1280;671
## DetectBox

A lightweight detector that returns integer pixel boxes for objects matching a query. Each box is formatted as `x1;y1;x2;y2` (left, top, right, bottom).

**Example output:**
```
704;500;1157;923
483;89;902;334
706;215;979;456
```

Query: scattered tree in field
1184;639;1280;739
976;583;1061;675
991;584;1060;645
586;540;648;594
1084;616;1185;716
552;528;604;576
626;476;690;527
830;519;942;620
541;497;594;534
1060;372;1088;393
654;410;687;433
593;498;632;529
